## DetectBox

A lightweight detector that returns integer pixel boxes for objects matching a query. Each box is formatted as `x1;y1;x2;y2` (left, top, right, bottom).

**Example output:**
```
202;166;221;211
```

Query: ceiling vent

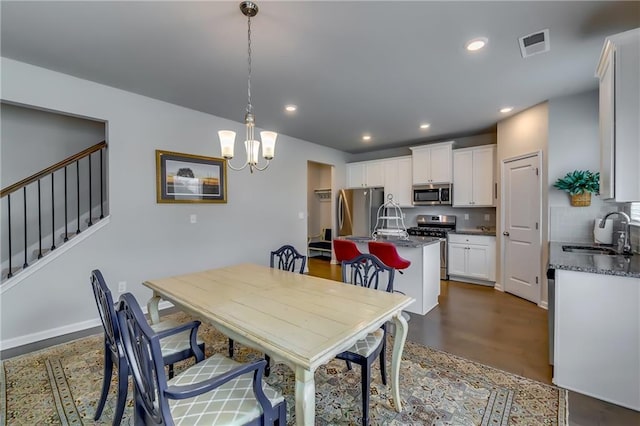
519;29;550;58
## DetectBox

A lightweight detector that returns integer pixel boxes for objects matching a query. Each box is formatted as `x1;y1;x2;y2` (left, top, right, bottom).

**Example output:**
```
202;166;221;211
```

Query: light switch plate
464;214;469;220
118;281;127;293
190;214;197;224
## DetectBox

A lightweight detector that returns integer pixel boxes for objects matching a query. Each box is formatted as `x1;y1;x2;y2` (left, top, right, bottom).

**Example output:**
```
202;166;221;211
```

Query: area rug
1;312;567;425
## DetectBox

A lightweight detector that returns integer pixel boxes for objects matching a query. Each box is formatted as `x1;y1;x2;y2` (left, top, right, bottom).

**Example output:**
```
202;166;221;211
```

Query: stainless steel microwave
412;184;452;205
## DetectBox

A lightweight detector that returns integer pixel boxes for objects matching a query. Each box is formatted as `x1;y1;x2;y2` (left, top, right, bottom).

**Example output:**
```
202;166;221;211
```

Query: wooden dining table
144;263;414;425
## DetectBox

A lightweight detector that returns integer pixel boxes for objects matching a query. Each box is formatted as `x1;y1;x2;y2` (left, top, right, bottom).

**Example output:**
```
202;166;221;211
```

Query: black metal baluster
64;167;68;242
23;187;28;268
38;180;42;259
88;154;93;226
76;161;81;234
100;148;104;219
7;194;13;278
51;173;56;251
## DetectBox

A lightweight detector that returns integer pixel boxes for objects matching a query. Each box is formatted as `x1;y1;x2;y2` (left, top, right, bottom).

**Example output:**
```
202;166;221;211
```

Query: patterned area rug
1;312;567;425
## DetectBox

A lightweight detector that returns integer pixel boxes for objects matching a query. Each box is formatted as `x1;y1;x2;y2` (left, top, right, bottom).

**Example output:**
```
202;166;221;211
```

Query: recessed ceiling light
285;104;297;112
500;107;514;113
362;135;372;141
420;123;431;129
465;37;488;52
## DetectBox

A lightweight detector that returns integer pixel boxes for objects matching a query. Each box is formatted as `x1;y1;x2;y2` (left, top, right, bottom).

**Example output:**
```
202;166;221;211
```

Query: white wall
0;58;348;347
547;90;622;243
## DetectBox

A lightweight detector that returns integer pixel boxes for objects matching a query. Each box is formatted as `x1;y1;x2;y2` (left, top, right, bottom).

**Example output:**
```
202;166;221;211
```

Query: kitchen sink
562;245;619;255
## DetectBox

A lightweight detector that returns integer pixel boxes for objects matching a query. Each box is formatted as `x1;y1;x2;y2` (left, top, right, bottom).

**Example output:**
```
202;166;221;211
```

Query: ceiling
1;1;638;154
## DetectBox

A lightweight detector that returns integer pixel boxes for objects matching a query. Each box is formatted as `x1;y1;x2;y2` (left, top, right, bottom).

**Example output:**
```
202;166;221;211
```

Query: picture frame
156;150;227;203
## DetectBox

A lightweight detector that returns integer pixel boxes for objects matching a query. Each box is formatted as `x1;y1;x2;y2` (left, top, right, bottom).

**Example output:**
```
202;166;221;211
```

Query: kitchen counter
348;237;441;316
449;229;497;236
548;241;640;278
345;235;443;248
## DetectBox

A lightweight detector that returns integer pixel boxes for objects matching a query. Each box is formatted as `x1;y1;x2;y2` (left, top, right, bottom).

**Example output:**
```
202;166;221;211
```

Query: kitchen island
548;241;639;411
347;236;442;316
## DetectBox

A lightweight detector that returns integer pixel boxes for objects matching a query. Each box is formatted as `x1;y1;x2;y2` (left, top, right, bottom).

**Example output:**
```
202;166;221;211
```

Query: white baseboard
0;300;173;351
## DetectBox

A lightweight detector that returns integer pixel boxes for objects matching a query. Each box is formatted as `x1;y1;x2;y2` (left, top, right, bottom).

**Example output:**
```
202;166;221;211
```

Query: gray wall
547;90;623;243
0;58;348;346
496;101;549;301
1;104;107;268
1;103;105;187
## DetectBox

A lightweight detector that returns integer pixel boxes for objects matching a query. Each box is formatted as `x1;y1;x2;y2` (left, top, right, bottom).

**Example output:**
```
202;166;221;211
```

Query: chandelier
218;1;277;173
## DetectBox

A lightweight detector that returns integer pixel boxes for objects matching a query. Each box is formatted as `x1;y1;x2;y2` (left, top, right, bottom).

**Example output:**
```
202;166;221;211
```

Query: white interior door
502;154;541;303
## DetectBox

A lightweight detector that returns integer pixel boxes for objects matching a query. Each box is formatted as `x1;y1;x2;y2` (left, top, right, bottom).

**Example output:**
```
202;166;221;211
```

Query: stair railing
1;141;107;279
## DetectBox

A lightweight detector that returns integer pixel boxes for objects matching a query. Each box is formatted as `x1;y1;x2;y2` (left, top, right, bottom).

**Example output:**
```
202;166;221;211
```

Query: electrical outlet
484;214;490;221
190;214;197;224
464;214;469;220
118;281;127;293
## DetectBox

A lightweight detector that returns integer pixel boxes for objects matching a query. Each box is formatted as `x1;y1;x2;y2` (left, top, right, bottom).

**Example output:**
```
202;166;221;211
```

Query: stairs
1;141;109;285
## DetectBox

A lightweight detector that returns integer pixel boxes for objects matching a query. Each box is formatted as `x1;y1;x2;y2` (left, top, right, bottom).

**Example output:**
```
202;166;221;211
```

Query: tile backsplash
550;202;639;252
549;204;624;244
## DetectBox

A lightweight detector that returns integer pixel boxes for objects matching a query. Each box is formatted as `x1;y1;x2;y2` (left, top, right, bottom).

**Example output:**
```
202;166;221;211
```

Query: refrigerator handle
338;192;344;229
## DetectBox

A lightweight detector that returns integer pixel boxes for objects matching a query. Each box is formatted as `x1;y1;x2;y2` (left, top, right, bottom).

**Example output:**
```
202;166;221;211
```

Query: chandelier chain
246;14;252;114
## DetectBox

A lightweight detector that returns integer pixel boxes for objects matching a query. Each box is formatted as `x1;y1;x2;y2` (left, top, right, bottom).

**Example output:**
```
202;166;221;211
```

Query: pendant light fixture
219;1;277;173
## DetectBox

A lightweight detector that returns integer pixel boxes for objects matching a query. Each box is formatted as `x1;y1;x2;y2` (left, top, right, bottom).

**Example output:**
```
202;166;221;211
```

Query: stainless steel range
407;215;456;279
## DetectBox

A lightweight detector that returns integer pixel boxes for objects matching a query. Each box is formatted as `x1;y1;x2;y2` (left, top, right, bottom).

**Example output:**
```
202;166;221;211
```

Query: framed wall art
156;150;227;203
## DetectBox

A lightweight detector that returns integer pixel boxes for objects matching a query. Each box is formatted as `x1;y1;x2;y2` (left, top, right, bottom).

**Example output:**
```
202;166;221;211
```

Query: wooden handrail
1;141;107;198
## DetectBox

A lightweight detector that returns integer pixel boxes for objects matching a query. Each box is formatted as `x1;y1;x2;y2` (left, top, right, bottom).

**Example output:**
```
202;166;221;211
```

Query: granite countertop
548;241;640;278
346;235;443;248
449;229;497;236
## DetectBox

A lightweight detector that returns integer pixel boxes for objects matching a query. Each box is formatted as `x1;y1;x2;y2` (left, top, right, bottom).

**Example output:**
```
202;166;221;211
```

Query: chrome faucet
600;212;632;255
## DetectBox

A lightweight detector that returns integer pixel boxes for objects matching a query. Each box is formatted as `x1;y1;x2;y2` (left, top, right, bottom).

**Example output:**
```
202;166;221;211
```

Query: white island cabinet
353;239;441;315
554;269;640;411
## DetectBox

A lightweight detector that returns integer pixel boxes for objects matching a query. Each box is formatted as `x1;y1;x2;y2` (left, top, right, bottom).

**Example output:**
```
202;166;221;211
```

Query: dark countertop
548;241;640;278
345;235;443;248
449;229;497;236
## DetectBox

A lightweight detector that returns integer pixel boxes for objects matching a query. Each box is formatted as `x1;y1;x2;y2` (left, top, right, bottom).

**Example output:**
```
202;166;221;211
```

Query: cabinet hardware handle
494;182;498;199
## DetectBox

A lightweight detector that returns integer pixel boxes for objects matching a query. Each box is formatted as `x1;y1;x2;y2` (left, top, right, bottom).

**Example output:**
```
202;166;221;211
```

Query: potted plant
553;170;600;206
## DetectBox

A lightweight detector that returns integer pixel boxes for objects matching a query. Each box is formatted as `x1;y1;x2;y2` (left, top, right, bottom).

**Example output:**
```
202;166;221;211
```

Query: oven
407;214;456;279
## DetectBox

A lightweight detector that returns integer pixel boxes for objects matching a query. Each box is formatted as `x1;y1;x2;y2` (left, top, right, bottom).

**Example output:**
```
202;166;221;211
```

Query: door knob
503;231;510;236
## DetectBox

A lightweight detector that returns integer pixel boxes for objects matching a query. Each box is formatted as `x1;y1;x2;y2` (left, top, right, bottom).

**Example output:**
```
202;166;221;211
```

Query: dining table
144;263;414;425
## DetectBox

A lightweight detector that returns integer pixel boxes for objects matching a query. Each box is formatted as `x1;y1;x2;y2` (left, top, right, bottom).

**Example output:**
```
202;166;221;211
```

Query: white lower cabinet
554;269;639;411
447;234;495;283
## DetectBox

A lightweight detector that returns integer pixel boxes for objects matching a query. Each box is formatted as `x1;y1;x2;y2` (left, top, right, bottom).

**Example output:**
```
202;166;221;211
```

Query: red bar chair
333;238;363;262
368;241;411;274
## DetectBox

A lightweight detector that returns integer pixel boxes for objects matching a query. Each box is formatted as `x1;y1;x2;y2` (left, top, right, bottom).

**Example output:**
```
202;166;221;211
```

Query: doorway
501;152;542;304
307;161;334;261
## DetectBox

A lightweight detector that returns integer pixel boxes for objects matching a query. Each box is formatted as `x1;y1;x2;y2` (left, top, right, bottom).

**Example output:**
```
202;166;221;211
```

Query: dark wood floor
307;257;640;426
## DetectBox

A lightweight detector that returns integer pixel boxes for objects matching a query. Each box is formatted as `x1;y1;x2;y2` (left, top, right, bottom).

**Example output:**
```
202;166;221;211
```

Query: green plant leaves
553;170;600;195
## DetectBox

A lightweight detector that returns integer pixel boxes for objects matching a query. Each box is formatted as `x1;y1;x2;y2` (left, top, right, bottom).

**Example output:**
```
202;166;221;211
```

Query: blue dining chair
338;253;395;426
91;270;205;425
117;292;287;426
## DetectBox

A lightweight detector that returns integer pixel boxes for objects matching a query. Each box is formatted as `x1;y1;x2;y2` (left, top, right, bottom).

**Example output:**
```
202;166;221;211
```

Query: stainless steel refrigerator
337;188;384;237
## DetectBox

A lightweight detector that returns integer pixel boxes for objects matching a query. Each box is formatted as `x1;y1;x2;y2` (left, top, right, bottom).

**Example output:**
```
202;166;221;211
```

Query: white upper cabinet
410;141;454;185
453;145;496;207
346;160;385;188
596;28;640;202
383;156;413;207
